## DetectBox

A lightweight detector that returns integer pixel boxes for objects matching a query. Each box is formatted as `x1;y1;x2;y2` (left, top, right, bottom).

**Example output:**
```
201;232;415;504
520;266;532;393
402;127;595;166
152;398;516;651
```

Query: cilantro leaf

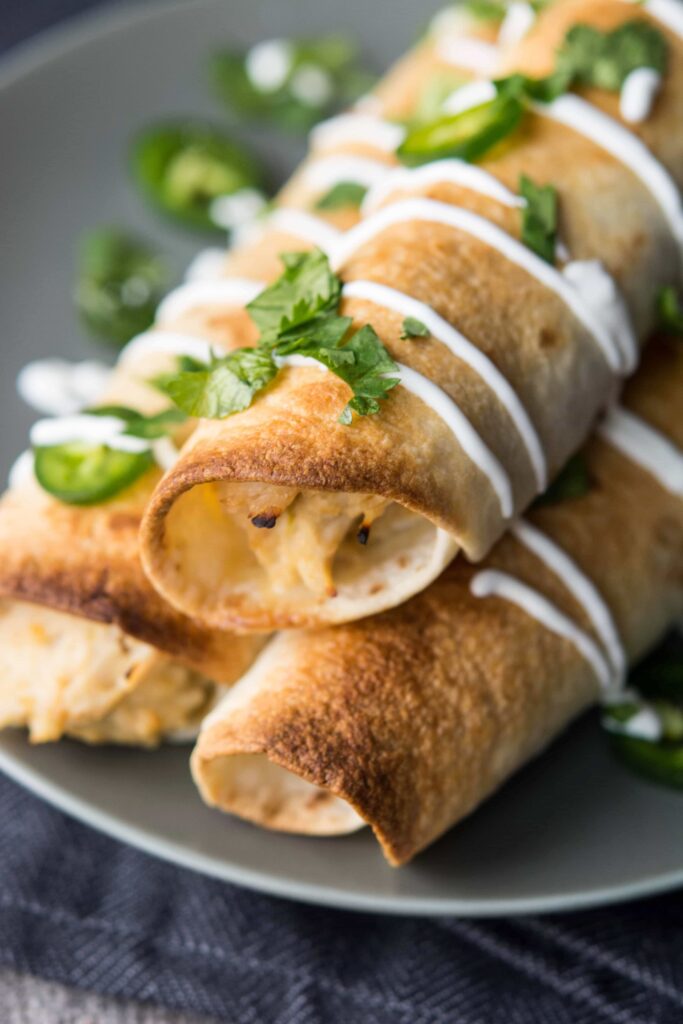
159;347;277;418
246;249;341;339
315;182;367;210
556;20;667;92
496;70;573;105
85;404;187;438
534;453;591;507
657;286;683;335
401;316;430;339
519;174;558;264
463;0;507;21
332;325;400;423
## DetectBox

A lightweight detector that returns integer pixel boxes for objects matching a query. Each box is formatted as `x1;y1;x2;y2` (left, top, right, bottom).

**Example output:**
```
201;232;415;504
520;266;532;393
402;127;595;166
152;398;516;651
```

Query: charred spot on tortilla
357;524;371;545
251;513;278;529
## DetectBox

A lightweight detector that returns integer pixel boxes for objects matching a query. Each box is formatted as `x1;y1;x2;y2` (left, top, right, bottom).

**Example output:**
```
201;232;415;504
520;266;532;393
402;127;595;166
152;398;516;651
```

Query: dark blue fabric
1;774;683;1024
0;772;682;1024
2;3;683;1022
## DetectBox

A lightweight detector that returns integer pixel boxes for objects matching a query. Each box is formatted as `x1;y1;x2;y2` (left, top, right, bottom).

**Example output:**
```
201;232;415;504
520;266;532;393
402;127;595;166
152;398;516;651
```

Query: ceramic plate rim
1;0;682;917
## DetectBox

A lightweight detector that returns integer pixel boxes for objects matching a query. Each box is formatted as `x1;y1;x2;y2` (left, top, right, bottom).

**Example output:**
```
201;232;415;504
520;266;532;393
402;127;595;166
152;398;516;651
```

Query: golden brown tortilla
140;0;683;632
192;337;683;863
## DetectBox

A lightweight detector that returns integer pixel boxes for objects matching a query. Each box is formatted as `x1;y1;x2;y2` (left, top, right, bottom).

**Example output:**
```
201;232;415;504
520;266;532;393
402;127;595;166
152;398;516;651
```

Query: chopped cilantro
401;317;430;339
534;453;591;507
556;19;667;92
657;286;683;335
519;174;558;264
315;181;368;210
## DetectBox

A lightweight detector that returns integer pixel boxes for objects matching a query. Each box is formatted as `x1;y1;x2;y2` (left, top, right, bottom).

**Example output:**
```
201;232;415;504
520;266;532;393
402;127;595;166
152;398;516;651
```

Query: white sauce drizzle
394;363;513;517
603;704;663;741
436;37;501;77
512;519;626;688
342;279;547;489
361;158;525;215
16;358;110;416
301;155;390;194
151;436;180;472
331;198;623;371
8;450;35;489
598;406;683;496
442;80;498;116
30;415;151;454
210;188;268;232
498;2;536;48
119;331;213;367
184;248;227;282
562;260;638;373
637;0;683;40
156;278;265;324
620;67;662;124
268;208;342;253
273;348;514;516
535;95;683;254
309;113;406;154
273;353;330;372
470;569;613;692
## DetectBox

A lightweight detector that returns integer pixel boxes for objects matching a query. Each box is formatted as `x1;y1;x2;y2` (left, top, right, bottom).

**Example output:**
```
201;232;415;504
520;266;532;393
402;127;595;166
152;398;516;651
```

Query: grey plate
0;0;681;916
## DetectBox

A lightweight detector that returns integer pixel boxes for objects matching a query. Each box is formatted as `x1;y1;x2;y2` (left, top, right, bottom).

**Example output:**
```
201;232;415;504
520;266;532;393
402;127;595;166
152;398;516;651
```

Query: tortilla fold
191;337;683;864
140;0;683;632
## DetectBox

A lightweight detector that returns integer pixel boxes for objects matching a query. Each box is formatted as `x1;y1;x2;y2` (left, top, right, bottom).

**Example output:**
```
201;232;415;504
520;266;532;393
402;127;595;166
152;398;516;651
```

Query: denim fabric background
2;3;683;1023
0;772;680;1023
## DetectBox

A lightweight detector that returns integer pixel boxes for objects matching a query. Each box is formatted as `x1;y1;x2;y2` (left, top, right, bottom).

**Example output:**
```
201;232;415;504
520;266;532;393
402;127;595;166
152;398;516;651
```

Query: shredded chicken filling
216;483;392;597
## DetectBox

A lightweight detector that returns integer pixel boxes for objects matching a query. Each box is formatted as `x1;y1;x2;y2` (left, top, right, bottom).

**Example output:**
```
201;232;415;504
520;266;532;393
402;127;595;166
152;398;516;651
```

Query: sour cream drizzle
396;363;513;515
562;260;638;373
276;350;513;516
598;406;683;496
442;80;498;116
436;37;501;77
534;95;683;254
361;158;526;215
156;278;265;323
620;67;662;124
119;331;213;366
331;198;624;371
310;113;406;154
268;208;342;253
511;519;626;685
634;0;683;40
30;415;151;454
184;248;227;282
301;155;391;193
342;279;547;489
470;569;613;692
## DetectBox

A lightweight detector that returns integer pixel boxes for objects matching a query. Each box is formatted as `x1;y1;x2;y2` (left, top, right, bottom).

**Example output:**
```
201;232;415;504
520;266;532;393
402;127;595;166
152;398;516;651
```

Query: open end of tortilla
192;749;366;836
144;482;458;631
0;600;217;746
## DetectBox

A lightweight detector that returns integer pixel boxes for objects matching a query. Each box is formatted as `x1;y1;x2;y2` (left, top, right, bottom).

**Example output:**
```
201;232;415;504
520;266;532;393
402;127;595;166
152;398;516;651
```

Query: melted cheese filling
217;483;392;598
0;601;216;746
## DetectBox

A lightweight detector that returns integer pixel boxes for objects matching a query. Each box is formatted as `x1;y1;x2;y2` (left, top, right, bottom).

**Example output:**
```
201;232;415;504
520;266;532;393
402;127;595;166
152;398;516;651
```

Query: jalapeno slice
397;94;524;166
132;122;263;232
34;442;154;506
610;734;683;790
75;228;167;348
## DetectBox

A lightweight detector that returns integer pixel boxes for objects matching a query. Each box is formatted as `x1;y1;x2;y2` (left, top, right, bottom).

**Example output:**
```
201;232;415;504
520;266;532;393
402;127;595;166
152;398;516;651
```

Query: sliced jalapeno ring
610;734;683;790
34;442;154;506
86;404;187;438
132;121;263;232
397;94;524;166
75;228;167;348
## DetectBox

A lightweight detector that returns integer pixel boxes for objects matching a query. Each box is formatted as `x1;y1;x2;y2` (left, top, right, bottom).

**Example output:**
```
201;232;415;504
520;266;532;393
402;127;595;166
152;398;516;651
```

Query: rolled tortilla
141;0;683;631
0;344;263;746
192;336;683;864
